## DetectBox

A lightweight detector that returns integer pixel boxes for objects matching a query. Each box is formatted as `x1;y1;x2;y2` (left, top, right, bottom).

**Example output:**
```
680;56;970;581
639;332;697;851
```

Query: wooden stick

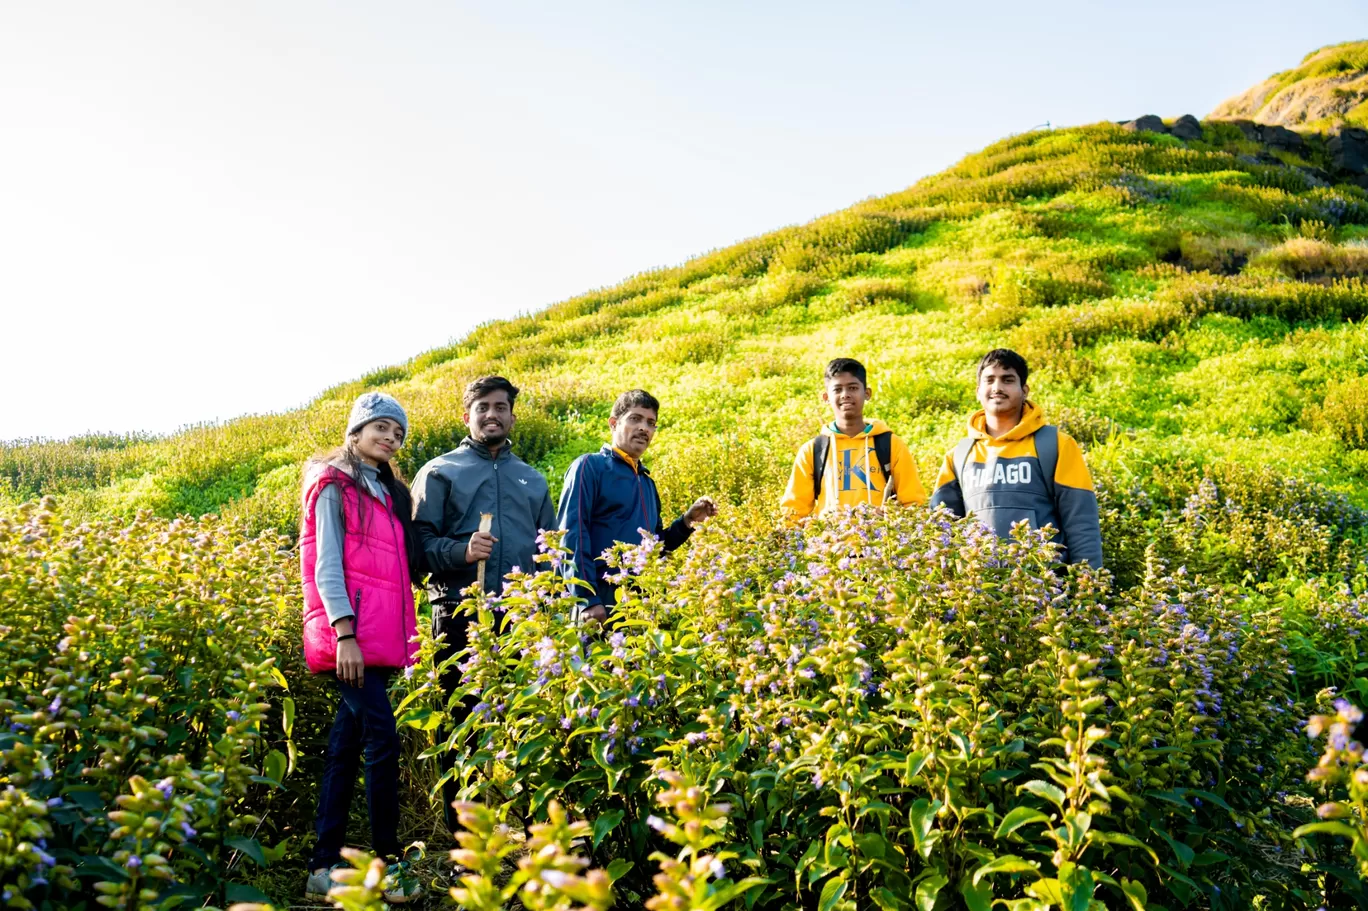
476;513;493;590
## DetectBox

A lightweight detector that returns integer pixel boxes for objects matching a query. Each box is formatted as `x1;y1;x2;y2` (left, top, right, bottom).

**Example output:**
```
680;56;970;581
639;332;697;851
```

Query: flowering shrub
1291;699;1368;904
436;508;1335;908
0;499;303;908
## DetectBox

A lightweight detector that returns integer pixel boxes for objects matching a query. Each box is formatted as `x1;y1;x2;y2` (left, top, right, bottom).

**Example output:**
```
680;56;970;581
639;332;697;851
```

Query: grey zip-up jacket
410;437;556;606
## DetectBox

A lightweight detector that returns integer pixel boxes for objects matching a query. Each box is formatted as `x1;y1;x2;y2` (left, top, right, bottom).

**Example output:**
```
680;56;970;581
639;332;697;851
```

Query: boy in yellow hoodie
780;358;926;523
929;348;1102;568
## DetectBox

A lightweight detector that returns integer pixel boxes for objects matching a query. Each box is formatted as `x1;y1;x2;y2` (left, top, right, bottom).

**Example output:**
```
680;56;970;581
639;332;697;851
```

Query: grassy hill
1211;40;1368;130
8;98;1368;586
14;48;1368;908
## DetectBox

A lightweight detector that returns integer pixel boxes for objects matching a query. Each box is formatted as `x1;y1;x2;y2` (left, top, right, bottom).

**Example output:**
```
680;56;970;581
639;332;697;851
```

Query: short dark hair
824;358;868;387
976;348;1029;385
463;375;520;410
611;389;660;420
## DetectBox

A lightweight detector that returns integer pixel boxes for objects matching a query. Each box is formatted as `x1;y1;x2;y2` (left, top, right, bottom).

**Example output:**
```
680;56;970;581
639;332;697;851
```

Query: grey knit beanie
347;391;408;439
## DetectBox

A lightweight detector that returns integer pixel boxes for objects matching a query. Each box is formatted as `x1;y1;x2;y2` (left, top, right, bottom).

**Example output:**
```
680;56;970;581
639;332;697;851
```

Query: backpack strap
873;432;893;478
952;437;976;489
810;435;831;501
1035;425;1059;503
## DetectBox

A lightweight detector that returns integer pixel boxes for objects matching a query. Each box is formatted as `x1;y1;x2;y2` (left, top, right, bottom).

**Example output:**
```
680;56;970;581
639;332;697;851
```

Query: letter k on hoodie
780;419;925;524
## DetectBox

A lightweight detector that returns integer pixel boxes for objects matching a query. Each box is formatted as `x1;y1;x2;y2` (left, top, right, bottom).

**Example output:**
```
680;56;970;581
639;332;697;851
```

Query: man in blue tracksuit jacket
557;389;717;623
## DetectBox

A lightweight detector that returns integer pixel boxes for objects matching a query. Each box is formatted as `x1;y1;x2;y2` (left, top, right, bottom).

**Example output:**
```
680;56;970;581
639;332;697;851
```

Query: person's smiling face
821;371;870;425
977;363;1027;425
353;418;403;465
465;389;516;448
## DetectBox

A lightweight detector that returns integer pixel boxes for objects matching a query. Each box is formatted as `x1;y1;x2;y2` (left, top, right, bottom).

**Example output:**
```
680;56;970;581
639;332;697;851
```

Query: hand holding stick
476;513;494;589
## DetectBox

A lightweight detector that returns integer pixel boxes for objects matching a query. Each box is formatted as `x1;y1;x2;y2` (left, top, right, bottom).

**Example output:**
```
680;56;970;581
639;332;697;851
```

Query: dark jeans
309;668;401;869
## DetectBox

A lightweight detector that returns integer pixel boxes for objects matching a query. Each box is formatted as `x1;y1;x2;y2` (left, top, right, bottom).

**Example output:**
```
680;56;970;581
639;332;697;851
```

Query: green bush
435;509;1334;909
1310;375;1368;450
994;261;1112;309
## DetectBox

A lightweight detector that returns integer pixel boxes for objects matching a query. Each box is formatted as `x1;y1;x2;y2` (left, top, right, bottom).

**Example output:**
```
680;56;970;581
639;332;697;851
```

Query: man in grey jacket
410;374;555;833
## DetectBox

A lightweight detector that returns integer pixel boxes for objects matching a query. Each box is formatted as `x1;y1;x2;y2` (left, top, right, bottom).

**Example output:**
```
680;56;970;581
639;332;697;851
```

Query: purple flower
126;856;142;869
226;710;240;722
156;778;174;799
46;797;63;808
646;815;666;832
180;821;197;839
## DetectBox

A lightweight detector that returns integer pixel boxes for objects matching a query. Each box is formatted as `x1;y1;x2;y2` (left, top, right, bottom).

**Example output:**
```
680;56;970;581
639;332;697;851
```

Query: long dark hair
307;438;424;586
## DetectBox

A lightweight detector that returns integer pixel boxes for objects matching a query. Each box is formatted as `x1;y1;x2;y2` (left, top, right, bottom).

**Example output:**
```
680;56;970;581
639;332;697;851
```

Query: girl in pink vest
299;391;423;903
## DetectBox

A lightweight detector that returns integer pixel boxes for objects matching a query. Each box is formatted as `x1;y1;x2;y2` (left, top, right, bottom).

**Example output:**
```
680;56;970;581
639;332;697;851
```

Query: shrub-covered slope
8;114;1368;587
1211;40;1368;130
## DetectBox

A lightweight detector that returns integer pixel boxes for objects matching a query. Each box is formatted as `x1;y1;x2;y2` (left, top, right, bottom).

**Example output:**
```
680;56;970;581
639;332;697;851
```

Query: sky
1;2;1364;441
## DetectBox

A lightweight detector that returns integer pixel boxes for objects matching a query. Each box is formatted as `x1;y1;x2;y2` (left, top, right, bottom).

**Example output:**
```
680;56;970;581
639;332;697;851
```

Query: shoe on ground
305;863;348;902
383;859;424;904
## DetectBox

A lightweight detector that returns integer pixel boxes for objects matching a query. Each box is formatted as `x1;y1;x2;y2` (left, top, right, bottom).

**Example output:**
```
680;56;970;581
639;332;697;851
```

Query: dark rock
1330;127;1368;174
1261;124;1305;152
1122;114;1168;134
1169;114;1202;141
1225;119;1263;142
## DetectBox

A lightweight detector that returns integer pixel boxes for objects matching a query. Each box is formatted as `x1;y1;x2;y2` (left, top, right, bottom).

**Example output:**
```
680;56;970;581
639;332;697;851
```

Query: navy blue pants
309;668;401;869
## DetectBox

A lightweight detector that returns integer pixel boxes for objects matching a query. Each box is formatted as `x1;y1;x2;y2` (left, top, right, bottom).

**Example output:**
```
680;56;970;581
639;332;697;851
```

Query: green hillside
1211;40;1368;130
14;49;1368;909
8;101;1368;585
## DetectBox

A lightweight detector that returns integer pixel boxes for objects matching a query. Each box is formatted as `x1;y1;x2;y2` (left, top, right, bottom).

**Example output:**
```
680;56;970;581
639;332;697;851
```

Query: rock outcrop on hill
1208;40;1368;130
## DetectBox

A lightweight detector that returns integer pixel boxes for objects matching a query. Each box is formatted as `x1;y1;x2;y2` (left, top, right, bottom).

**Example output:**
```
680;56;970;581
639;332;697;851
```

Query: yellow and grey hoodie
930;402;1102;568
780;419;926;524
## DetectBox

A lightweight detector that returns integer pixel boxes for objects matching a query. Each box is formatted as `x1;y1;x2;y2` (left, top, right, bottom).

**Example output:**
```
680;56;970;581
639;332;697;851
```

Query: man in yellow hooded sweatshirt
780;358;926;523
930;348;1102;568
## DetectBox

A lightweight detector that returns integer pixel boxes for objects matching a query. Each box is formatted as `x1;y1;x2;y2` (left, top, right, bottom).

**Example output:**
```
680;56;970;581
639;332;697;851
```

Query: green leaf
1187;789;1232;811
914;873;948;911
906;750;931;781
959;875;994;911
1018;780;1066;810
269;666;289;689
592;808;625;849
262;837;290;865
225;836;267;868
996;806;1051;840
973;855;1039;886
1293;820;1361;841
606;859;634;883
224;883;272;904
1057;862;1094;911
1190;850;1230;867
1154;829;1194;869
871;887;909;911
907;798;942;860
397;707;443;732
1120;877;1147;910
282;696;295;739
64;787;106;812
264;748;287;785
701;877;768;911
517;737;550;765
1086;829;1159;865
819;872;848;911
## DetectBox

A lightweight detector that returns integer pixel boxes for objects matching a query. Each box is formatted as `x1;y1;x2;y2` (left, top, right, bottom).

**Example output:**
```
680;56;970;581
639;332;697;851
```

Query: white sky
1;2;1363;440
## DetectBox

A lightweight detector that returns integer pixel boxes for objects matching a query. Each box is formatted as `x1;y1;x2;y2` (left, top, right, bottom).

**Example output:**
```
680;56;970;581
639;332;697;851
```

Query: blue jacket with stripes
556;445;693;607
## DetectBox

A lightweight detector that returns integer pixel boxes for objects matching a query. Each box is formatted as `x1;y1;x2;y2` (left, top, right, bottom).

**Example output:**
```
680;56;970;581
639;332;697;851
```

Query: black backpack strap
873;432;893;477
873;432;893;502
1035;425;1059;503
811;435;830;501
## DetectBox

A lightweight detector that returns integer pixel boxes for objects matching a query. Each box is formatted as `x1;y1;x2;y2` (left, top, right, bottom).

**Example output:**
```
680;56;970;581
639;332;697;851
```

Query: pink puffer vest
300;463;418;674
